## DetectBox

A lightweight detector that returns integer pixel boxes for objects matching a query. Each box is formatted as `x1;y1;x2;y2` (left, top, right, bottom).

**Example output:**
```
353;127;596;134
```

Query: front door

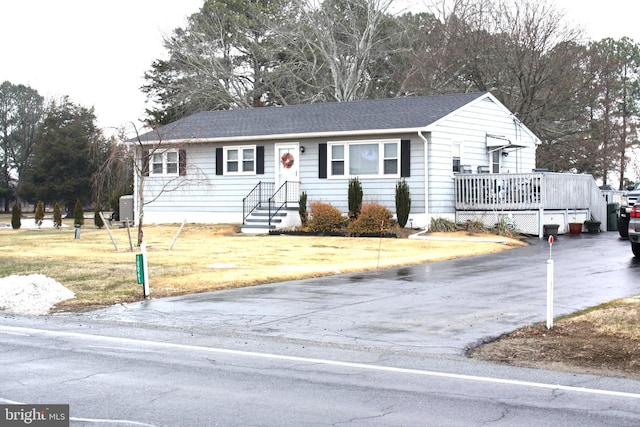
275;143;300;189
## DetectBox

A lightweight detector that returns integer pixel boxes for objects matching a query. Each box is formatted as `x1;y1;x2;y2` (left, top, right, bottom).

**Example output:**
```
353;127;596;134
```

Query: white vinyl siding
428;96;538;214
137;95;538;226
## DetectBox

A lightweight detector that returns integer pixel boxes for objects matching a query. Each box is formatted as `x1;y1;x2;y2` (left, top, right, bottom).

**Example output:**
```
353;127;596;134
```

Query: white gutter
136;127;431;146
418;131;429;224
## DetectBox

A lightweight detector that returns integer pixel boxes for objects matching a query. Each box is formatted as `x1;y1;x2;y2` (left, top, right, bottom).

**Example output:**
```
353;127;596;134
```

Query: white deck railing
455;172;608;222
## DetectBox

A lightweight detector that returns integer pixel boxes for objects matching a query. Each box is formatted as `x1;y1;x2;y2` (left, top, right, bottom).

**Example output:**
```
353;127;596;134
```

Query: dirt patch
468;321;640;379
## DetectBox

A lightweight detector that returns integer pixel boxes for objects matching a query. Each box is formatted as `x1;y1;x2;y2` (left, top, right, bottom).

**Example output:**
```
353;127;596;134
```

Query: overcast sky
0;0;638;134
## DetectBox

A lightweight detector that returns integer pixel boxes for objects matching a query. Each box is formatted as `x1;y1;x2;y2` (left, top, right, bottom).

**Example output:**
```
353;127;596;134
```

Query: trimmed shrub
429;217;457;232
73;199;84;227
395;179;411;228
348;177;363;219
11;204;21;229
53;202;62;228
307;201;347;233
35;201;45;227
94;206;104;228
299;191;308;227
347;202;396;236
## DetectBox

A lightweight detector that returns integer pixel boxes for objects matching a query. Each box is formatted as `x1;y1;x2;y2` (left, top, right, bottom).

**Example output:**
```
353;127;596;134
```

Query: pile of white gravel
0;274;75;316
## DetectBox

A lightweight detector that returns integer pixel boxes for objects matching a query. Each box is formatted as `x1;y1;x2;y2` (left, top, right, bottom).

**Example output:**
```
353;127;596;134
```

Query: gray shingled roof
138;92;487;142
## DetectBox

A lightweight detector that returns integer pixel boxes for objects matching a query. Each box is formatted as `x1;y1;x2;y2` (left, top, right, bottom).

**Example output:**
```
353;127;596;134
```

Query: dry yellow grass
564;296;640;340
0;221;525;310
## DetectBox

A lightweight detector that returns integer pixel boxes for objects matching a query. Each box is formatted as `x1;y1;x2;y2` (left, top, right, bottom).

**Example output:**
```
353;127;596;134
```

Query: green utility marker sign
136;254;145;284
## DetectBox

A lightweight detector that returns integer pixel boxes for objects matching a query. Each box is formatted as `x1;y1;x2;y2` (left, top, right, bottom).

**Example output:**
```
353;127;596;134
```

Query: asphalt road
2;231;640;426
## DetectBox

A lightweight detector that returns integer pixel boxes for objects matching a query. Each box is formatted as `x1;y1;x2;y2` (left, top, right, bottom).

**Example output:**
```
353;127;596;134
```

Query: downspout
418;131;429;225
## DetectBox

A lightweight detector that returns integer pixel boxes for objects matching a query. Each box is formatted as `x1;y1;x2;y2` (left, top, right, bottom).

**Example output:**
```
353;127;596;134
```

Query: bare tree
96;123;212;246
580;38;640;187
403;0;589;171
282;0;400;102
91;133;133;213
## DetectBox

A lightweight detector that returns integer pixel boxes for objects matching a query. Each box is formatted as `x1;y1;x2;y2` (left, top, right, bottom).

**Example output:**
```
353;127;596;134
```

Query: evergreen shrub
395;179;411;228
73;199;84;227
35;201;45;227
307;201;347;233
299;191;308;227
11;204;21;229
348;177;363;219
94;206;104;228
53;202;62;228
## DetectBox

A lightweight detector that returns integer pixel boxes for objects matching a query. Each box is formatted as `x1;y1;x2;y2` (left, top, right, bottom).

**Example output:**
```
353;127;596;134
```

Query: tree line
2;0;639;215
143;0;640;188
0;82;131;214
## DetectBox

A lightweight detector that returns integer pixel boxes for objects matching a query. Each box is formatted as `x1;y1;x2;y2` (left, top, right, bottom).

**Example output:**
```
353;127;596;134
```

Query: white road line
0;398;157;426
70;418;157;426
2;324;640;400
0;330;29;336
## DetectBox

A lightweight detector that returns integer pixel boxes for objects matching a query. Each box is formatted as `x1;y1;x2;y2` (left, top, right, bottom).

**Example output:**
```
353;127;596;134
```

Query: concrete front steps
240;206;300;234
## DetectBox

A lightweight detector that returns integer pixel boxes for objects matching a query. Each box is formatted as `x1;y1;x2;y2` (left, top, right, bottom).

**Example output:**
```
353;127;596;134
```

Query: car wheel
632;242;640;257
619;216;629;238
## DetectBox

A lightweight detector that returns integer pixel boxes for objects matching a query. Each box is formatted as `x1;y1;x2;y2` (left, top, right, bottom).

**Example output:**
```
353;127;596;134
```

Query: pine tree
19;97;106;214
74;199;84;227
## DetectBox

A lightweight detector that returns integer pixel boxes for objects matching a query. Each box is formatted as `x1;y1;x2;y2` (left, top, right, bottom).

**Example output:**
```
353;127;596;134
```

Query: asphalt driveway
83;231;640;356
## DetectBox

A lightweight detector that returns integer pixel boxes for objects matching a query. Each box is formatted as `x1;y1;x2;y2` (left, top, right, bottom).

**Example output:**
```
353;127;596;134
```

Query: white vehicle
619;182;640;238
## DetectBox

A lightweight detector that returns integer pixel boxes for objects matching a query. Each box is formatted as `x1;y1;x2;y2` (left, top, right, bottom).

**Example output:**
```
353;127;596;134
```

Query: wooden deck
454;172;610;236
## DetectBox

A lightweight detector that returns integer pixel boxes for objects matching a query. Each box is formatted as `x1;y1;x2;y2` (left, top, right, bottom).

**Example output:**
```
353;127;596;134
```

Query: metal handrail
242;181;274;224
268;181;300;225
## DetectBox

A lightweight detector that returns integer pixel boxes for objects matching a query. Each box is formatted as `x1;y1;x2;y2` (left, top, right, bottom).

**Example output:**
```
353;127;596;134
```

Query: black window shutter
319;143;327;179
142;149;149;177
256;146;264;175
216;147;223;175
400;140;411;178
179;149;187;176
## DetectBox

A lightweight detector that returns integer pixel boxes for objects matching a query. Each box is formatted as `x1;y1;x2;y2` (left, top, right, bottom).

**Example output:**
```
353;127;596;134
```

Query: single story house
133;92;543;232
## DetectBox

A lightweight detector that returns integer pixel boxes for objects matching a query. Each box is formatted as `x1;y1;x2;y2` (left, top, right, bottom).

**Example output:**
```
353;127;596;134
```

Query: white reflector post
141;243;150;299
546;259;554;330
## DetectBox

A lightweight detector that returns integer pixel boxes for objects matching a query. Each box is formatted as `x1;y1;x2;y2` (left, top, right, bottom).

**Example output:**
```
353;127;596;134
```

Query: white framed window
331;144;345;176
224;146;256;175
150;149;179;176
452;143;462;174
328;140;400;178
